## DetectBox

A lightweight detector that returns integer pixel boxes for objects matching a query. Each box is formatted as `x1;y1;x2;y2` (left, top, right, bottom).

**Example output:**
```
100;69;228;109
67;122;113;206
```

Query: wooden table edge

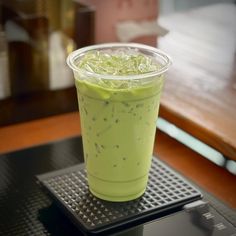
160;104;236;161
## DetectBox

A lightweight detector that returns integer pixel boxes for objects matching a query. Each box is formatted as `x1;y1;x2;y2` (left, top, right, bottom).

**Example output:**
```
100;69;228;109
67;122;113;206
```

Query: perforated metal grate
38;158;202;234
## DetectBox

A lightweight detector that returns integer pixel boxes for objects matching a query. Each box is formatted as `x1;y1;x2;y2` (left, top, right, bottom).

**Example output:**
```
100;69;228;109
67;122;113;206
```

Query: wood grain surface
158;3;236;160
0;112;235;208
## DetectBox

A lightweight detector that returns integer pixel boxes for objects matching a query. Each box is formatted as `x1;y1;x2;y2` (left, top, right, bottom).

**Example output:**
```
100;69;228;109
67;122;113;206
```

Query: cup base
89;187;146;202
87;173;148;202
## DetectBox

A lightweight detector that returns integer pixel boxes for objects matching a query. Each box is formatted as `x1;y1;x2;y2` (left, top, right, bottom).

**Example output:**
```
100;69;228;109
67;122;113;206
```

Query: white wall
159;0;235;15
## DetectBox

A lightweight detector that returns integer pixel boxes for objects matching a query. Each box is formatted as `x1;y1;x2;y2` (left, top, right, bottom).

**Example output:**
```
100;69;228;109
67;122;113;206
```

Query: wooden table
158;3;236;160
0;112;235;209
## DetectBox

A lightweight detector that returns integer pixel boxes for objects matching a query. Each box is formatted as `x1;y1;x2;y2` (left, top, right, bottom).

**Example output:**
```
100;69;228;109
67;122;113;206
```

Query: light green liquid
75;51;164;201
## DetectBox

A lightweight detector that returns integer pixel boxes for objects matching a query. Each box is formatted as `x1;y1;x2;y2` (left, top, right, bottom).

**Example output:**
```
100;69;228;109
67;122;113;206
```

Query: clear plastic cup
67;43;171;202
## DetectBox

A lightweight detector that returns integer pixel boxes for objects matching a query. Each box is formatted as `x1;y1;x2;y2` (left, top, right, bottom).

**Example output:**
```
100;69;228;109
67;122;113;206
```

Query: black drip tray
37;157;202;235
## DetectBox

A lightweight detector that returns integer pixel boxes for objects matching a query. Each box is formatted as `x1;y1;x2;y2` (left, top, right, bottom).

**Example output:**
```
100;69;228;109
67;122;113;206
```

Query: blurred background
0;0;236;178
0;0;234;126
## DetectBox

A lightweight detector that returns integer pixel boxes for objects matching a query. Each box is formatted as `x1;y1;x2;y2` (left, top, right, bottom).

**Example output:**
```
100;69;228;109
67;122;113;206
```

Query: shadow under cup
67;43;171;202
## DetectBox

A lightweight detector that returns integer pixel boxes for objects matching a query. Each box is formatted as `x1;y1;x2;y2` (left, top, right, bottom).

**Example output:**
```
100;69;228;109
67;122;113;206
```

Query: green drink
67;43;171;201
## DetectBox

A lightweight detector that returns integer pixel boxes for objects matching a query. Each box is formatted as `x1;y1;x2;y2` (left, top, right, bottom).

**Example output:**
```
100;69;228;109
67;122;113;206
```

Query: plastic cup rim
67;42;172;80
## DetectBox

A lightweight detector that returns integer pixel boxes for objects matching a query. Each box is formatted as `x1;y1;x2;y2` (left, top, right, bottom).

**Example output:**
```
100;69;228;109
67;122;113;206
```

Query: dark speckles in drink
136;103;144;108
80;96;84;102
137;137;142;142
84;107;88;115
94;143;101;153
128;107;134;113
94;143;106;154
122;102;130;107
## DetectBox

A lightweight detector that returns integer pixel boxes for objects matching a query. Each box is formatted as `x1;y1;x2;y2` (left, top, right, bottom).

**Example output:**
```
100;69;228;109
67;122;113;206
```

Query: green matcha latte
67;43;171;202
